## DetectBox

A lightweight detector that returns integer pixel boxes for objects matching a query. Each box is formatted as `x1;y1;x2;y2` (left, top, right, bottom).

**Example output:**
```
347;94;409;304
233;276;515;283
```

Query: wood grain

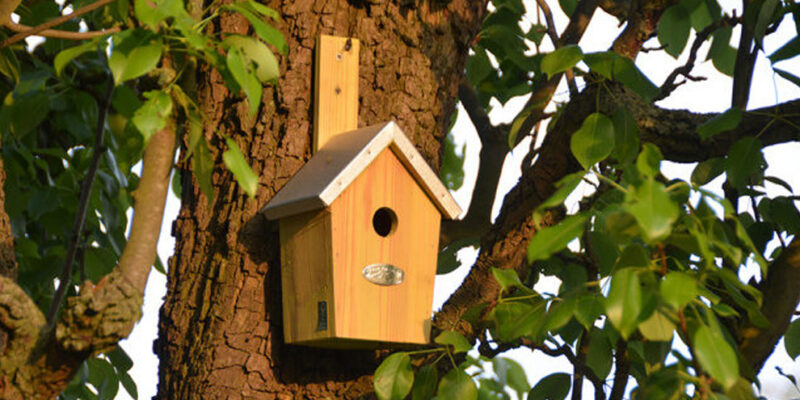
314;35;359;153
279;209;335;343
329;148;440;345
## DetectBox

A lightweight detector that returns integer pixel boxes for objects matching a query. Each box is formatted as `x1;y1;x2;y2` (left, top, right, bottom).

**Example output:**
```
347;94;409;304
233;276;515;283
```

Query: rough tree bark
155;1;486;398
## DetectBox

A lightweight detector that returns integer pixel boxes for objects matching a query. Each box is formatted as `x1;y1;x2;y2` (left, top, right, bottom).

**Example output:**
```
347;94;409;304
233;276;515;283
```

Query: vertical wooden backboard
313;35;359;153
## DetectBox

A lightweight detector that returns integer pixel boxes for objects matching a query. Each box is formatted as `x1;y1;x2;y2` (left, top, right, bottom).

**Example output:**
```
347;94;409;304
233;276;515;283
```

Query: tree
1;0;800;399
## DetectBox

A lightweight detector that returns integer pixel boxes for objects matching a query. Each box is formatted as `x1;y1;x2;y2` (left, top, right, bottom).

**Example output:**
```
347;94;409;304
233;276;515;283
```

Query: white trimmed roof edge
260;121;462;220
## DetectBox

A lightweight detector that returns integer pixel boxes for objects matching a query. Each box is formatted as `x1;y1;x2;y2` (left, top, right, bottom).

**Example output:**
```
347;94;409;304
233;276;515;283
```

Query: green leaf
541;45;583;78
611;108;640;165
134;0;192;29
558;0;578;16
435;330;472;354
87;357;120;400
584;52;659;100
639;310;676;342
570;112;615;169
545;297;576;331
437;238;477;275
411;364;437;400
437;368;477;400
0;46;19;82
529;373;570;400
785;318;800;359
489;301;546;342
109;30;163;84
725;137;764;188
538;171;584;211
696;108;742;139
0;91;50;138
587;231;618;277
226;46;262;116
374;353;414;400
626;179;679;242
223;35;280;83
771;36;800;64
692;157;725;186
636;143;663;178
118;371;138;399
131;90;173;143
708;27;737;76
575;294;605;329
492;267;523;293
658;4;691;58
494;357;530;397
528;213;589;263
605;268;643;340
753;0;779;48
224;4;288;54
192;137;215;204
660;272;698;310
466;46;494;86
222;138;259;198
771;197;800;233
772;68;800;86
440;130;466;191
693;325;739;390
586;328;613;379
55;39;102;77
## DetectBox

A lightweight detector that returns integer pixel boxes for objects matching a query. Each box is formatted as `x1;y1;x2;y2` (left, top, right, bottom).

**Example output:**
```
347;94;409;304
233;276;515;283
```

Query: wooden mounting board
313;35;359;153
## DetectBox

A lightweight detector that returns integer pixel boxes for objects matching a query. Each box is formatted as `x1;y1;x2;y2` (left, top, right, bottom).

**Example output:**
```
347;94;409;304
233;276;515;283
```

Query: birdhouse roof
261;121;461;220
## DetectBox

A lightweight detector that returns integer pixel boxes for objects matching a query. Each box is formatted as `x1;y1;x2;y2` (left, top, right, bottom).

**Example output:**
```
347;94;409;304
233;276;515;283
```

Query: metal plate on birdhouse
362;263;404;286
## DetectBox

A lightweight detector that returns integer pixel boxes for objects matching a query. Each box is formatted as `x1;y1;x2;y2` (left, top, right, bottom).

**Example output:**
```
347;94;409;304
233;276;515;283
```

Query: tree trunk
155;1;485;398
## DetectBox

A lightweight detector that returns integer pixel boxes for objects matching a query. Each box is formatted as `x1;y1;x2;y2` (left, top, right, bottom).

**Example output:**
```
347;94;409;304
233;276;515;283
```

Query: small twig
525;339;606;397
1;0;119;48
536;0;578;96
656;16;738;102
46;77;114;325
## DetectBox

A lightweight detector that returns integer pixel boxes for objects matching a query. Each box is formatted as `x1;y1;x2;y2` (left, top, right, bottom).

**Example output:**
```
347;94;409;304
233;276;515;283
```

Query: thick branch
731;0;756;109
738;233;800;373
0;125;175;399
441;83;506;246
611;0;679;59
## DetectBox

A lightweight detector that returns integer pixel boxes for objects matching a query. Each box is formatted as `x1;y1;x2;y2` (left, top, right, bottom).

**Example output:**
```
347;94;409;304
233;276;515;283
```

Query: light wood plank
279;209;335;343
314;35;359;153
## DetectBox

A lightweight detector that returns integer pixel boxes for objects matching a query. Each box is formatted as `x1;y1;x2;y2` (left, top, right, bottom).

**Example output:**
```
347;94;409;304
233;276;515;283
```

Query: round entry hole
372;207;398;237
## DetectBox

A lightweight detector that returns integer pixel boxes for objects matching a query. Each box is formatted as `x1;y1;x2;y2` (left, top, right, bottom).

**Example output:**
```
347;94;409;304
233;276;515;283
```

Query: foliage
0;0;281;396
399;0;800;399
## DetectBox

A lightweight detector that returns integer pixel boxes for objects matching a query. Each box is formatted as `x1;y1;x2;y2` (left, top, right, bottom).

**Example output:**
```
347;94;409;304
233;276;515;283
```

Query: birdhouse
260;36;460;348
262;122;461;347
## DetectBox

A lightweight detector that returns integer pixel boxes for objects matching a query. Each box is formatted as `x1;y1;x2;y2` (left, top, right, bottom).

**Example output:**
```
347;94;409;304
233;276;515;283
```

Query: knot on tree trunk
56;270;142;355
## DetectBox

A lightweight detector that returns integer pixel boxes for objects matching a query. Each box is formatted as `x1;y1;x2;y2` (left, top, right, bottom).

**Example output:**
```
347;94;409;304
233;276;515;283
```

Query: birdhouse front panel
329;147;440;344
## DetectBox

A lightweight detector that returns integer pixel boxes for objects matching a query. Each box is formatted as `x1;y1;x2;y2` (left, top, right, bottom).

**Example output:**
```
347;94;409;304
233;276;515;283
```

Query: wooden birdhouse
260;36;461;348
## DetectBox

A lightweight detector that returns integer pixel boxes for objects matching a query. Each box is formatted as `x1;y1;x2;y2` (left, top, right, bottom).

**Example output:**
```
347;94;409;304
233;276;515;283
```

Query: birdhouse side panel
329;148;440;345
278;209;335;344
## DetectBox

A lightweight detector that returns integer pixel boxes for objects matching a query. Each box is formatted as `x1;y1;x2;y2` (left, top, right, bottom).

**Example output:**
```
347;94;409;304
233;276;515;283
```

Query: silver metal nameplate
362;263;404;286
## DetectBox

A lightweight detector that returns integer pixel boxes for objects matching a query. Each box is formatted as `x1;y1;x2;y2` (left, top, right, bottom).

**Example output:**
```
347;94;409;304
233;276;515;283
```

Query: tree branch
440;82;506;246
611;0;679;59
656;16;739;102
739;232;800;373
512;0;598;147
608;340;629;400
0;0;119;48
536;0;578;96
47;79;114;325
732;0;757;109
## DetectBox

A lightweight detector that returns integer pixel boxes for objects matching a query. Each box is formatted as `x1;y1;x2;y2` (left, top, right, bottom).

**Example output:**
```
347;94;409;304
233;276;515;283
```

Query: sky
116;1;800;399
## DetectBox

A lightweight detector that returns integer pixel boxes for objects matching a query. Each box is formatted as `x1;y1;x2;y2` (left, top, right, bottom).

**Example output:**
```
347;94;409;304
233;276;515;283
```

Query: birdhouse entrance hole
372;207;397;237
